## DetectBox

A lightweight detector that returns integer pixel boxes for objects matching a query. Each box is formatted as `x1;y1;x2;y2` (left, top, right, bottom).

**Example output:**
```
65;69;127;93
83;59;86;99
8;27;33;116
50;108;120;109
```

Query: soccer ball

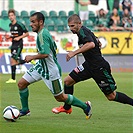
3;105;20;122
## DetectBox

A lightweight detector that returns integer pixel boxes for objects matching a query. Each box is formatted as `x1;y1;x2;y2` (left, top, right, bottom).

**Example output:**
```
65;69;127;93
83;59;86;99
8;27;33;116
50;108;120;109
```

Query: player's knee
64;78;69;85
54;94;66;102
18;81;24;89
64;76;75;86
107;96;114;101
106;92;116;101
55;98;62;102
55;97;64;102
64;80;69;86
18;79;29;90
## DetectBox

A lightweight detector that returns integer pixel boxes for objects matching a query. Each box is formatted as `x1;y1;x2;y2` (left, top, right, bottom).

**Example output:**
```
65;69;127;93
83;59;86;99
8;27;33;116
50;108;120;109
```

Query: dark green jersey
77;26;107;69
9;21;28;48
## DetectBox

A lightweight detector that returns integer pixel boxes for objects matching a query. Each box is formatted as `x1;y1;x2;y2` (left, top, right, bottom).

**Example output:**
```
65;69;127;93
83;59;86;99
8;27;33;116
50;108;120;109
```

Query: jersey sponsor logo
11;31;18;34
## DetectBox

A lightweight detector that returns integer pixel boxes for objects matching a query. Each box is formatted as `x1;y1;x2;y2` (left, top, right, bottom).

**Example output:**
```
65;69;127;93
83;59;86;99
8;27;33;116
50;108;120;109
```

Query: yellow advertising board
94;32;133;54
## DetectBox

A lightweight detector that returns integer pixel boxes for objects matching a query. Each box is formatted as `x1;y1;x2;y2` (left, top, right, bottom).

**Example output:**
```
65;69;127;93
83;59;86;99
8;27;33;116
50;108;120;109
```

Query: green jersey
34;28;61;80
79;0;89;11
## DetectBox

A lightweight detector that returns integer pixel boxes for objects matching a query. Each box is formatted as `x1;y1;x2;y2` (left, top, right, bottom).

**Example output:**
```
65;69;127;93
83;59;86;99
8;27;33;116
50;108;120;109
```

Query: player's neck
37;25;44;33
12;19;17;25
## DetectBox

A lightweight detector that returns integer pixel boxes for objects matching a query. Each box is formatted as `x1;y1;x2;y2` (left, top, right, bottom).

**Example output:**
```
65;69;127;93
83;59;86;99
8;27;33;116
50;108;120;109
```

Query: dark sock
114;92;133;106
63;85;74;110
11;65;16;80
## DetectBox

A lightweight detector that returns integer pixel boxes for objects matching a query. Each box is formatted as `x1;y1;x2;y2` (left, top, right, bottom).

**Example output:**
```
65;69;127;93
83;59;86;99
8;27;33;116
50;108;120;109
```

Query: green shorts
69;61;117;95
11;47;22;60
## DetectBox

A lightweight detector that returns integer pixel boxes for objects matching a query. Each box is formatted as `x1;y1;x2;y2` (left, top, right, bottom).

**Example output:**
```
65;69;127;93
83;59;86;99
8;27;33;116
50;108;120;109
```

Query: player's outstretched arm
66;42;95;61
25;54;48;63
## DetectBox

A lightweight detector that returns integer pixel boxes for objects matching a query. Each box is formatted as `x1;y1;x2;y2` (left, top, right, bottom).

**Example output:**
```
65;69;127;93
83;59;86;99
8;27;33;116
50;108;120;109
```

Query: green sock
19;88;29;111
65;94;87;110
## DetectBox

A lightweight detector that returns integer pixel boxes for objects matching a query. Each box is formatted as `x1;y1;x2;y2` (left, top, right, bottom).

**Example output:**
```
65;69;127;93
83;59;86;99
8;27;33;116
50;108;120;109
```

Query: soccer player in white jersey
18;12;92;119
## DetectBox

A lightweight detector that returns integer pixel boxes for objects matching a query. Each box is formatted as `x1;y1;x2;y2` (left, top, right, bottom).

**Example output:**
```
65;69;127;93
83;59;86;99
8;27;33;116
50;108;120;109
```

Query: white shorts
23;67;63;96
79;11;89;21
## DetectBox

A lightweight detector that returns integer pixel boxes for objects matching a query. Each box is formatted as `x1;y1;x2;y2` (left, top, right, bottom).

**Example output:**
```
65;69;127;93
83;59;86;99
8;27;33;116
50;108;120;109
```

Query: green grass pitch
0;73;133;133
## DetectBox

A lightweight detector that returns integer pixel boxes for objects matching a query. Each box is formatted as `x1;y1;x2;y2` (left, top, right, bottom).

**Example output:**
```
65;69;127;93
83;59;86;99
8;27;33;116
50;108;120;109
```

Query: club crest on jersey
14;26;18;30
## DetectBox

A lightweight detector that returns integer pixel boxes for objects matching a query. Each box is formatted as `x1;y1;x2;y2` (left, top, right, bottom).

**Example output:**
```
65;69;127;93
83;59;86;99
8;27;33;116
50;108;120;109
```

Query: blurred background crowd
0;0;133;32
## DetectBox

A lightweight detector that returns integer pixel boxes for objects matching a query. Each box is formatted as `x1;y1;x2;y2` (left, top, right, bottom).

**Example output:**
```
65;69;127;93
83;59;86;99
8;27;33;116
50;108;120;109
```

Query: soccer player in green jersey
18;12;92;119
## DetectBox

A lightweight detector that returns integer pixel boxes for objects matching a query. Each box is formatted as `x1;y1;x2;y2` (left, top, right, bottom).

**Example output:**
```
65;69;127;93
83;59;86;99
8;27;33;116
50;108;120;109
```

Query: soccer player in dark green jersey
18;12;92;119
6;9;29;83
52;14;133;115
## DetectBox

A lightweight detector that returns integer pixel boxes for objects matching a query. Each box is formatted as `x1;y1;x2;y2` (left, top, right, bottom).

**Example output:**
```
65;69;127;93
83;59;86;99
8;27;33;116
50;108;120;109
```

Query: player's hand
97;39;102;49
14;37;21;41
25;55;34;63
66;51;75;61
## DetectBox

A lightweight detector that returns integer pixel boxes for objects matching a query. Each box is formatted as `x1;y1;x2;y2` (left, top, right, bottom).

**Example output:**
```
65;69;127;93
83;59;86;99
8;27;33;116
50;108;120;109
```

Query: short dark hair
68;14;81;23
31;12;45;23
8;9;16;15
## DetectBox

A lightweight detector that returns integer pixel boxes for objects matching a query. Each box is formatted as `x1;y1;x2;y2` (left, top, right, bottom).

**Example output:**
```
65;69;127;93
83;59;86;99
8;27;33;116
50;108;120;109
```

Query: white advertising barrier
0;31;79;53
0;53;36;74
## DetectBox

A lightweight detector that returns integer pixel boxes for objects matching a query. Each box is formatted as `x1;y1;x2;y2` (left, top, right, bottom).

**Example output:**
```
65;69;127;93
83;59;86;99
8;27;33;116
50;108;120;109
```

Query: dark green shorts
69;61;117;95
11;47;22;60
